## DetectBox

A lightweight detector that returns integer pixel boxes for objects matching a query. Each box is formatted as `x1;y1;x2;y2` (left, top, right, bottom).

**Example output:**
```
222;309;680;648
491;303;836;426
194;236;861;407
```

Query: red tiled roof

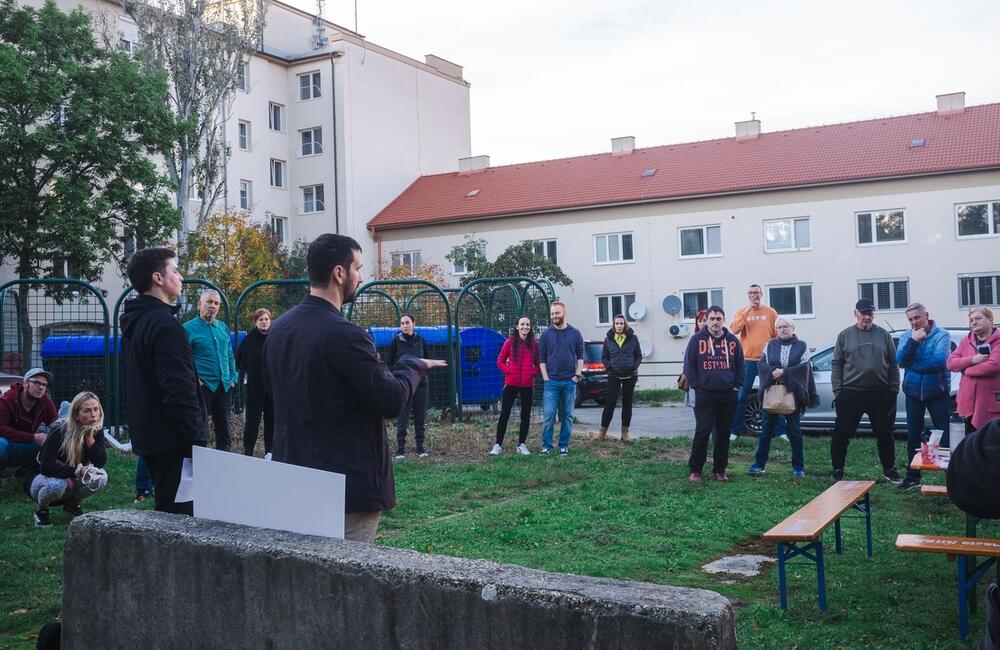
369;102;1000;231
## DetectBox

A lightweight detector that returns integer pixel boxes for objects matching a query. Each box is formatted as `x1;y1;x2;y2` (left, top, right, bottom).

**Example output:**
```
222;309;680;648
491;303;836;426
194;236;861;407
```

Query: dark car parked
575;340;608;407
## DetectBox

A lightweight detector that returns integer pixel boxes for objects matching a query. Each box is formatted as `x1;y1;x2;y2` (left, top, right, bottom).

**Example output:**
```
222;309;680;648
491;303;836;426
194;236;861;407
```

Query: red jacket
496;337;540;388
947;327;1000;429
0;382;58;444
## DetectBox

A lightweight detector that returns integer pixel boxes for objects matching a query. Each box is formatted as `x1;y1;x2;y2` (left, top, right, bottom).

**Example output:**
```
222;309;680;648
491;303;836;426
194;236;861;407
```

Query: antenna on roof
751;111;757;121
312;0;329;49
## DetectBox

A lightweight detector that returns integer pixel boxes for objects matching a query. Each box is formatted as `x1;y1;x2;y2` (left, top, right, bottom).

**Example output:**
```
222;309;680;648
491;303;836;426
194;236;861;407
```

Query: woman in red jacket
948;306;1000;433
492;316;540;455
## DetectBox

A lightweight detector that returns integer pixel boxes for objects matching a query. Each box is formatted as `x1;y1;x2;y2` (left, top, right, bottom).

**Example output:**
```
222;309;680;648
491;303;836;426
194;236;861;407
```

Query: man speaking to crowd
264;234;445;542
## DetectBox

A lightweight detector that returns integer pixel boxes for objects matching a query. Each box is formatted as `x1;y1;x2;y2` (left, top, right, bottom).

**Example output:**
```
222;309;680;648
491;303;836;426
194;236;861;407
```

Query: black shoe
63;504;84;518
33;509;51;528
883;468;903;485
416;447;428;458
899;477;921;491
830;468;845;482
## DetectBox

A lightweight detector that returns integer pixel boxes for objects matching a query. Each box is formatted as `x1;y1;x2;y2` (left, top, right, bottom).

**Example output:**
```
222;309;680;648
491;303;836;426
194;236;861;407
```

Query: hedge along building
368;92;1000;386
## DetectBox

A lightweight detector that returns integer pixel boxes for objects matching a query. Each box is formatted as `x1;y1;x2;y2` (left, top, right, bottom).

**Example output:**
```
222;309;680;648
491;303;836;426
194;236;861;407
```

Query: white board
192;446;345;539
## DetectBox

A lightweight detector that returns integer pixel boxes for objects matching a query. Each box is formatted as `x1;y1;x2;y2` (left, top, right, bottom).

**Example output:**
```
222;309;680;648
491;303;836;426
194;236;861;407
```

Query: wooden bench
763;480;875;611
920;485;948;497
896;534;1000;639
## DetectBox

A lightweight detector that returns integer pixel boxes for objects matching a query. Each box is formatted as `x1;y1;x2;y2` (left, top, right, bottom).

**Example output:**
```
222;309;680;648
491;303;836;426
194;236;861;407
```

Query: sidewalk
572;403;696;439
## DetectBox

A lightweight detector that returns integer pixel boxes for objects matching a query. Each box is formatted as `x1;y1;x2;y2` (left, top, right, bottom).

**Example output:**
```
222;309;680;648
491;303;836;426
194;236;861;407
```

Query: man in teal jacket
184;290;237;452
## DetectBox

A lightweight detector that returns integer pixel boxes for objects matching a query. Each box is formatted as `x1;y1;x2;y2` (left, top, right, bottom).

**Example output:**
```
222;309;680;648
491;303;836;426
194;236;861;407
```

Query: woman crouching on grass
492;316;540;455
23;391;108;528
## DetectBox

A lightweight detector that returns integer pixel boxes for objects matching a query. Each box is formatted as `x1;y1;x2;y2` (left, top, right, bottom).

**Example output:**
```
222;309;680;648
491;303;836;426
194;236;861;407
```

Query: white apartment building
369;93;1000;383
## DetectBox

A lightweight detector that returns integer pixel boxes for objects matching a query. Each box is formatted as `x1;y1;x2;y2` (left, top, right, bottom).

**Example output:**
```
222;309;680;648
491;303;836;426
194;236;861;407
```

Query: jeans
601;376;637;428
496;385;532;445
135;457;154;495
0;438;39;475
730;361;786;437
396;382;429;453
904;393;951;481
201;384;233;452
243;393;274;456
689;389;736;474
541;379;576;450
830;388;896;472
754;412;804;473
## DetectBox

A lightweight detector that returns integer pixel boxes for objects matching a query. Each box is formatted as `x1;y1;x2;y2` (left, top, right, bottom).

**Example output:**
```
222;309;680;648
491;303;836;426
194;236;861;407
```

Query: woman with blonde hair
23;391;108;527
948;306;1000;433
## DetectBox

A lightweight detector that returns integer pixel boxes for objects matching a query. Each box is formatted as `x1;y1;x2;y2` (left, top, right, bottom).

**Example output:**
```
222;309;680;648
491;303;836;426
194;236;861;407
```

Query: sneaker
394;452;406;460
417;449;429;458
714;472;730;483
793;470;806;479
899;477;921;491
134;491;149;504
830;468;845;482
63;504;83;518
489;444;502;456
264;452;272;461
558;447;568;455
540;447;552;455
516;443;531;455
883;468;903;485
747;465;765;476
33;509;51;528
779;434;789;442
688;472;701;482
729;434;738;442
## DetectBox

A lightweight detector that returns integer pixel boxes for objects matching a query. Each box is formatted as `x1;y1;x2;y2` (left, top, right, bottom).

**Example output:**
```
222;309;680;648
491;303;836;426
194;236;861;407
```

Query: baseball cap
24;368;53;383
854;298;876;312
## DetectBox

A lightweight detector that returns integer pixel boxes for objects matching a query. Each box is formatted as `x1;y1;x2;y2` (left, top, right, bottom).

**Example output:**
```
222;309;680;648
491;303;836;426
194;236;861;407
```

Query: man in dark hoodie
121;248;206;515
682;305;744;482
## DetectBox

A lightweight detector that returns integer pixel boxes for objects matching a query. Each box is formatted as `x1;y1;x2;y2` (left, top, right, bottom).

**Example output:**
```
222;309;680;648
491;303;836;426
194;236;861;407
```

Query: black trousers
496;385;533;445
830;387;896;471
144;447;197;516
243;392;274;456
201;384;232;452
689;389;736;474
396;382;428;452
601;376;637;428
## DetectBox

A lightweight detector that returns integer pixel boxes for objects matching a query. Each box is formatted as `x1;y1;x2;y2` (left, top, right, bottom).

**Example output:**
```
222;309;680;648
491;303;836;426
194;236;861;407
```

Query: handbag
762;383;796;415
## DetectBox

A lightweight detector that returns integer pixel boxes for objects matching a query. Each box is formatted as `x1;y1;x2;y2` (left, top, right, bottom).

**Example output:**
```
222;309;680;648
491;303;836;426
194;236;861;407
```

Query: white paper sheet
174;457;194;503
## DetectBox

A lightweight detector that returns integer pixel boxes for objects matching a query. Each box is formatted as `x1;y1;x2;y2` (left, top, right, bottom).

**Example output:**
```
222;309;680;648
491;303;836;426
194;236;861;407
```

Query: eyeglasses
27;380;48;389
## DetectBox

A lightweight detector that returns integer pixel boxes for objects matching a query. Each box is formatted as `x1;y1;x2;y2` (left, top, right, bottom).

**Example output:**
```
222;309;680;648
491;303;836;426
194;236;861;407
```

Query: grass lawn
1;423;996;649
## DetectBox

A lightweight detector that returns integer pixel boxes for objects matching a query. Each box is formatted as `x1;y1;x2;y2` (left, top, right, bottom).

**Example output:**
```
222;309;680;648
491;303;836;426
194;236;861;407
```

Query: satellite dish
662;294;683;316
627;302;647;321
639;338;653;357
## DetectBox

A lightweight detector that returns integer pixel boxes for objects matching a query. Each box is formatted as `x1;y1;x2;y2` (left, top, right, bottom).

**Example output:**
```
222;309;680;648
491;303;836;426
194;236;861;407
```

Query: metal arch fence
0;279;112;422
111;279;231;435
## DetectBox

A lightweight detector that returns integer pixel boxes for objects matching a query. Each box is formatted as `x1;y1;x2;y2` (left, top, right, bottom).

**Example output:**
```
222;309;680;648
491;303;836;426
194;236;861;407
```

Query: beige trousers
344;511;381;543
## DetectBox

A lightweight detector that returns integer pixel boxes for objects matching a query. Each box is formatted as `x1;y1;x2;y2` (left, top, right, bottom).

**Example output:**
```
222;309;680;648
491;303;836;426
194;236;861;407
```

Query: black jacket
947;418;1000;519
120;295;207;456
236;328;269;401
387;331;430;385
264;295;425;513
601;327;642;378
22;420;107;493
682;327;744;392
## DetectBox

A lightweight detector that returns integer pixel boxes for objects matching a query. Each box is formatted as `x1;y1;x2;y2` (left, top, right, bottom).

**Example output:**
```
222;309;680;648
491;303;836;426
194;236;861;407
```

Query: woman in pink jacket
947;306;1000;432
491;316;540;456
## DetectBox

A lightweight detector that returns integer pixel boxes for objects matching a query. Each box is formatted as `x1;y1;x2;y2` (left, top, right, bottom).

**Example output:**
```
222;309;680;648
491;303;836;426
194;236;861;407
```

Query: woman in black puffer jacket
236;308;274;457
599;314;642;441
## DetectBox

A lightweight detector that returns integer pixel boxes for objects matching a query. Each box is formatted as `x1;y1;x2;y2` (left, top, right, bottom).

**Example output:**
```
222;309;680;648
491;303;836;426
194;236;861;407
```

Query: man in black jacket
265;234;444;543
121;248;206;515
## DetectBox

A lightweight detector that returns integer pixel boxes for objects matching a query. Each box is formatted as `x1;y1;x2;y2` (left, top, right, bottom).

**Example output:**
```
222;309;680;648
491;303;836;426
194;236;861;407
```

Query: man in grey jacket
830;298;901;484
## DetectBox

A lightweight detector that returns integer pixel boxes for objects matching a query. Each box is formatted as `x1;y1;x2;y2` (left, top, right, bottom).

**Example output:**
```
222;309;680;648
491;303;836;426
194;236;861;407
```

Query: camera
978;344;991;356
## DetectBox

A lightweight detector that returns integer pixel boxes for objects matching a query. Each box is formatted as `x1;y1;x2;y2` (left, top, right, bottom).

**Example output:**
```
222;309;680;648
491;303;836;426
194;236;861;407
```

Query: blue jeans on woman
752;411;804;474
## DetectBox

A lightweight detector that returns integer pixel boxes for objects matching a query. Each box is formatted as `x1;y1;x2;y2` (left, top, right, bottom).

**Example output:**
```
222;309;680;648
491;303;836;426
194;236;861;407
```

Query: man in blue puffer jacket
896;302;952;491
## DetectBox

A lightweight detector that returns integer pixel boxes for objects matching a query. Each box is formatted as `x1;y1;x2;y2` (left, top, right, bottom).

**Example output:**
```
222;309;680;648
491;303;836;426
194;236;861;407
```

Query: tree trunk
16;281;33;376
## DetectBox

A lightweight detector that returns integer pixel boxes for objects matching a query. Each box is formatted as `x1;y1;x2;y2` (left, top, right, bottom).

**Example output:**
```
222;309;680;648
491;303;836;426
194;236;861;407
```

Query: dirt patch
650;446;693;463
732;536;775;557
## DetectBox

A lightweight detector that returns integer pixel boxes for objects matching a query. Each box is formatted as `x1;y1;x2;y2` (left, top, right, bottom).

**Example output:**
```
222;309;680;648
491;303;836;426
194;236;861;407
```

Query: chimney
611;136;635;155
735;117;761;140
458;155;490;174
936;91;965;115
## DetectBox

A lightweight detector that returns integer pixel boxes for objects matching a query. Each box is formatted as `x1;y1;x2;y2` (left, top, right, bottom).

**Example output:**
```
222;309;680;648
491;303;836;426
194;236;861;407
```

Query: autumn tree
446;236;572;287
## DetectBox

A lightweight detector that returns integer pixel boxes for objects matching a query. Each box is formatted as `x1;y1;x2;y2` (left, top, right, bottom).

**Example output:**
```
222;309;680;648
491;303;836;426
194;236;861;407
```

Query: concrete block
63;510;736;649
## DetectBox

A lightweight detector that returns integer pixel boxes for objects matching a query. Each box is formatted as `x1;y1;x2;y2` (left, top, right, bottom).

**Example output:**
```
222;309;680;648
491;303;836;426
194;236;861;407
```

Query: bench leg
966;515;979;615
863;493;873;558
956;555;997;640
834;518;842;554
816;539;827;612
777;542;788;610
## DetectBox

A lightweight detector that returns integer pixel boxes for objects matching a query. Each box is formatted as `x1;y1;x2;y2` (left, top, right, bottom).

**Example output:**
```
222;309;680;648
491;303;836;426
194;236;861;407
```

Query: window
187;172;203;200
237;121;250;151
50;257;81;278
763;217;811;252
959;272;1000;307
269;159;285;188
391;250;422;273
532;239;558;264
956;201;1000;238
268;102;284;131
767;284;814;317
300;127;323;156
596;293;636;325
679;225;721;257
119;37;138;54
298;71;321;100
270;216;288;246
302;184;325;213
451;244;485;275
236;62;248;91
594;232;634;264
856;210;905;245
858;278;909;311
681;289;724;320
238;180;252;210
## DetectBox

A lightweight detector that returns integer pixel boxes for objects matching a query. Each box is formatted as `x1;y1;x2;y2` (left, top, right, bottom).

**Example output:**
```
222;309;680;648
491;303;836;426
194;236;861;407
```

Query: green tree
446;236;572;287
0;0;180;366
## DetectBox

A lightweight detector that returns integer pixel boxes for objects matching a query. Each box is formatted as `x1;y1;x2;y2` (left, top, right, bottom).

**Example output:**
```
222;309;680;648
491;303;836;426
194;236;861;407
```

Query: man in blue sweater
538;301;584;455
897;302;952;491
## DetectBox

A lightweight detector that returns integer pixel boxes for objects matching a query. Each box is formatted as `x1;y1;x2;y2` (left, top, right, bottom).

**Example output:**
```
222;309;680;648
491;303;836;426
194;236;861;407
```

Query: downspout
370;227;382;279
222;100;229;212
330;52;343;234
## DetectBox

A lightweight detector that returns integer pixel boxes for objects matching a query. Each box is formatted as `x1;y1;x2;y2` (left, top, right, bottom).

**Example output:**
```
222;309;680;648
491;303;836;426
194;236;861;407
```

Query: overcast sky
306;0;1000;166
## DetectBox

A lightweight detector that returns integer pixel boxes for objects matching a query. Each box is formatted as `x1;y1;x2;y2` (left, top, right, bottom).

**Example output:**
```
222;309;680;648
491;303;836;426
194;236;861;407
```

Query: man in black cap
829;298;901;484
